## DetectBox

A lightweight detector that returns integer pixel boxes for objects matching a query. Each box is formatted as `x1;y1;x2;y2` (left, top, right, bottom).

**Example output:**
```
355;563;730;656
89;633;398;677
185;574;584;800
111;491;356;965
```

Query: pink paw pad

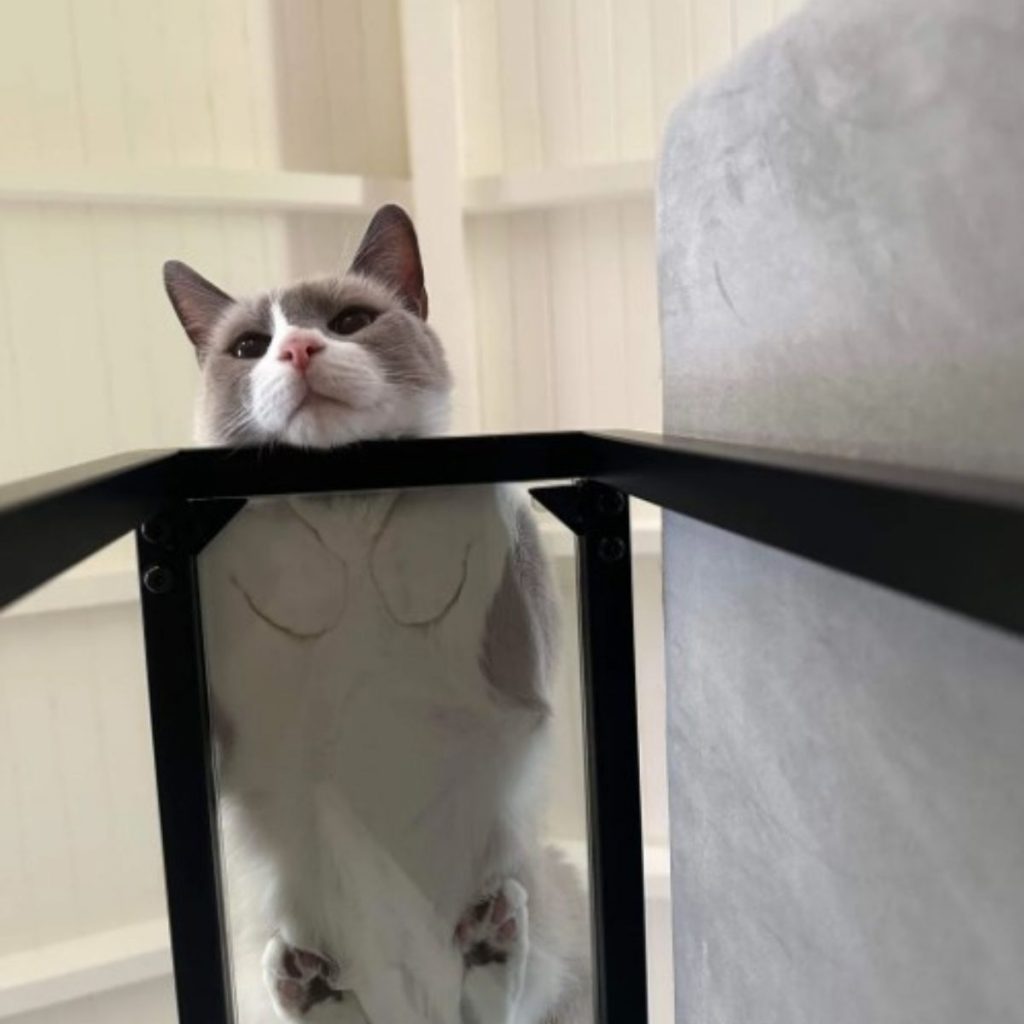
455;880;526;969
263;936;346;1017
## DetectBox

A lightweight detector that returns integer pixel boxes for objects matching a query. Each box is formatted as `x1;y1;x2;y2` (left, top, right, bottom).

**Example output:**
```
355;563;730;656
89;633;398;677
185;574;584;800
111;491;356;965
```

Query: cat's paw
457;880;531;1021
262;934;348;1020
455;878;528;969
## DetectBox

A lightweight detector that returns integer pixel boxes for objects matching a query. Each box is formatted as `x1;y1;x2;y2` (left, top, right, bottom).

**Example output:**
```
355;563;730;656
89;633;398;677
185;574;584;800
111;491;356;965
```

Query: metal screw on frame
597;536;626;562
597;490;627;516
141;517;173;547
143;565;174;595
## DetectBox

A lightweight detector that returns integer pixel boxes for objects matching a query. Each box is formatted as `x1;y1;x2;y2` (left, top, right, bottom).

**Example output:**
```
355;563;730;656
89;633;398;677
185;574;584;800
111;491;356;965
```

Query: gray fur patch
480;504;558;710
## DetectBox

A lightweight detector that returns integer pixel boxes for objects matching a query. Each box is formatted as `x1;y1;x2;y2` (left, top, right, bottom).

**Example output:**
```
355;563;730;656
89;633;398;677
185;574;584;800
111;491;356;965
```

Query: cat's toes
455;878;528;969
262;934;347;1020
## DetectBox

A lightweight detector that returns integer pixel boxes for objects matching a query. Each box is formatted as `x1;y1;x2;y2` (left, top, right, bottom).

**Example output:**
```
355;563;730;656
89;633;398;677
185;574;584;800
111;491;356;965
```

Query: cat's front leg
262;934;367;1022
456;879;530;1024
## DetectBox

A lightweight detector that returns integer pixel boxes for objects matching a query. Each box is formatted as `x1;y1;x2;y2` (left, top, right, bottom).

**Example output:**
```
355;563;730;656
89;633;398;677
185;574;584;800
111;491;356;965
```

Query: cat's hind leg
262;934;365;1022
456;879;529;1024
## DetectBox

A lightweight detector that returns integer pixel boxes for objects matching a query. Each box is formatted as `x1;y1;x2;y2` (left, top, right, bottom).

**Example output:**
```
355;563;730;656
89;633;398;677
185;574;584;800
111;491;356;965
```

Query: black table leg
533;481;649;1024
137;503;237;1024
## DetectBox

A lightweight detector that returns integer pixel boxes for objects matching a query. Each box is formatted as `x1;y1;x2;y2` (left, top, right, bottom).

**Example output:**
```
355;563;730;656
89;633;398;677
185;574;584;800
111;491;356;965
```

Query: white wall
0;1;804;1020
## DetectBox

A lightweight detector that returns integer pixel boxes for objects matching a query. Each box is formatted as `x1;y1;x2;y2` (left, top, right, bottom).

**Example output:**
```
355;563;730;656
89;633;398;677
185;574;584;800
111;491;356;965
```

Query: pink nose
278;331;325;372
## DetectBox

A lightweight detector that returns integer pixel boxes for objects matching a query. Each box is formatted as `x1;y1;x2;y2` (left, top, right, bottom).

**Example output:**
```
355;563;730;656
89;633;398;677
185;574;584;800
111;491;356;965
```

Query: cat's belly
266;660;538;925
199;485;547;1004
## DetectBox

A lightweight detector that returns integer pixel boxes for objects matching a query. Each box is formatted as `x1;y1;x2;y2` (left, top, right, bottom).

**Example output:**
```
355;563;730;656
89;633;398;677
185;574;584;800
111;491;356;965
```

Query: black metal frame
3;429;1024;1024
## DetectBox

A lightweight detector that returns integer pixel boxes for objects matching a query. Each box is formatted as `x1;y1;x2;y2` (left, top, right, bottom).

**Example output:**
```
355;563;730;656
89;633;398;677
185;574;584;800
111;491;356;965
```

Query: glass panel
198;484;593;1023
629;499;673;1024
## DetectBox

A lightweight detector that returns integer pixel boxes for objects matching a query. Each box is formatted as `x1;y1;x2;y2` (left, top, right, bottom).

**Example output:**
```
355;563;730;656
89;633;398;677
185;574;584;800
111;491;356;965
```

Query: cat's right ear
163;260;234;354
349;205;428;319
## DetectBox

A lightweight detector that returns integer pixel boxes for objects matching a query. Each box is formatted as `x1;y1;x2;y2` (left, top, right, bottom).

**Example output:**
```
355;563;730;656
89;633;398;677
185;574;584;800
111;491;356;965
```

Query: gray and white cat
163;206;592;1024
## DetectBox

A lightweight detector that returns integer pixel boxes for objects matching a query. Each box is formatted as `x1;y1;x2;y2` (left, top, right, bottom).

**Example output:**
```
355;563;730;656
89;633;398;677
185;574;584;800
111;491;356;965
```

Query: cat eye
229;332;271;360
328;307;377;336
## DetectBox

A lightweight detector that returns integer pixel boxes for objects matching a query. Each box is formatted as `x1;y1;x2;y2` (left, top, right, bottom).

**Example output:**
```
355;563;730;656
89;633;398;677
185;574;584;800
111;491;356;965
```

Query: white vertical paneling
244;0;283;169
0;221;26;481
691;0;736;79
507;214;555;427
287;213;362;281
0;648;31;952
113;0;175;166
261;213;292;287
39;208;118;461
67;0;132;165
275;0;333;171
20;1;85;166
2;619;79;950
90;604;165;926
458;0;792;174
358;0;410;177
125;212;189;446
0;599;163;954
651;0;697;130
160;0;219;167
466;218;516;431
496;0;544;172
47;613;120;934
29;209;95;466
320;0;371;175
581;205;627;428
400;0;480;431
574;0;618;164
0;2;40;169
206;0;262;169
546;208;592;429
220;212;273;297
620;199;662;430
457;0;504;176
736;0;779;45
174;212;230;293
612;0;656;161
534;0;581;169
1;208;65;474
89;210;163;448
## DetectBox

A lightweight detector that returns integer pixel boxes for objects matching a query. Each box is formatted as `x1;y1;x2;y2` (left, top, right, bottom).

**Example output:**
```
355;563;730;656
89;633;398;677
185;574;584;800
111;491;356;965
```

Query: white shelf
463;160;655;214
0;918;170;1019
0;166;411;214
0;162;655;217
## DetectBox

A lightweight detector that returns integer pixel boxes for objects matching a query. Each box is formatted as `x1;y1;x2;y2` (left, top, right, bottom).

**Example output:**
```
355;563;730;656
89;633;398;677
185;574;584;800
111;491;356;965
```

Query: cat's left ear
163;260;235;353
349;205;429;320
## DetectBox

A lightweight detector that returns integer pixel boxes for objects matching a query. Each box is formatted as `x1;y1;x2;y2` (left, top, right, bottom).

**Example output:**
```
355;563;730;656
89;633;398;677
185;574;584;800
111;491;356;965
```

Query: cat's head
163;205;452;448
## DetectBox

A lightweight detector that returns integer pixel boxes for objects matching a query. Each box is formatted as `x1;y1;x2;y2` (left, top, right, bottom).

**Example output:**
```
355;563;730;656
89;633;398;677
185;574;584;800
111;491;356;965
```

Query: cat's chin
278;403;377;449
274;390;451;450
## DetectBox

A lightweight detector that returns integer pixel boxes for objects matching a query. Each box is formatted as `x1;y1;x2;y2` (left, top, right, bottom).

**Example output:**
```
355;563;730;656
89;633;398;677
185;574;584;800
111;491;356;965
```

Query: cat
163;205;592;1024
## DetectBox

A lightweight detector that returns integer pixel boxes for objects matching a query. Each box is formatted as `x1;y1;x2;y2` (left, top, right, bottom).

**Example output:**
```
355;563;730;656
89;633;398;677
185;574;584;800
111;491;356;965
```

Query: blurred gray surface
658;0;1024;1020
